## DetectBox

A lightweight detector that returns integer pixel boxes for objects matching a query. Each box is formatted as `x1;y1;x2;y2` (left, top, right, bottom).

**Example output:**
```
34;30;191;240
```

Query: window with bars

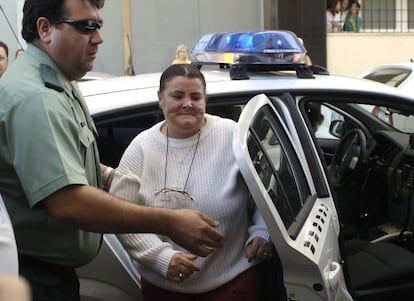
362;0;414;32
327;0;414;32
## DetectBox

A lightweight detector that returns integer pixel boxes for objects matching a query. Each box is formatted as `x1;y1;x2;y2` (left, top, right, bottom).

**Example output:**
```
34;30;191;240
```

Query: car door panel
233;94;352;301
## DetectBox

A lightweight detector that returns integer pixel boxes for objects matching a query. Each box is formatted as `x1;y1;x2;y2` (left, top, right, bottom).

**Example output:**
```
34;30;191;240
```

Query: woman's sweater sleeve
109;138;179;277
246;201;271;245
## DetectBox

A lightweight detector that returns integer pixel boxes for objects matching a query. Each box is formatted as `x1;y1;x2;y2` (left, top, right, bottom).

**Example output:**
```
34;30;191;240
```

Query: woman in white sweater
110;64;272;300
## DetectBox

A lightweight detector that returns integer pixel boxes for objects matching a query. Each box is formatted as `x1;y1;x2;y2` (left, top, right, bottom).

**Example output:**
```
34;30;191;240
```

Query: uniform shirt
0;44;102;267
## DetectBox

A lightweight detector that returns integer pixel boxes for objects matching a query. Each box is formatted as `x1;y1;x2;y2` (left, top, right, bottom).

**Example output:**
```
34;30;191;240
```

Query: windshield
359;104;414;134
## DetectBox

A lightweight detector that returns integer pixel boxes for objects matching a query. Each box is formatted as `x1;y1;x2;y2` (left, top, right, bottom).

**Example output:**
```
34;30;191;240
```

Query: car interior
301;98;414;300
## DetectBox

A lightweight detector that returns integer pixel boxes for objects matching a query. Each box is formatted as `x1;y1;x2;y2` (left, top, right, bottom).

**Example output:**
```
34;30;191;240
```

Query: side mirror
329;120;344;138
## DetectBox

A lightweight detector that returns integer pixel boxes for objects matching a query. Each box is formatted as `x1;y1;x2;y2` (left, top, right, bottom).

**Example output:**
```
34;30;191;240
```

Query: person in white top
0;195;31;301
0;194;18;276
326;0;344;32
111;64;273;300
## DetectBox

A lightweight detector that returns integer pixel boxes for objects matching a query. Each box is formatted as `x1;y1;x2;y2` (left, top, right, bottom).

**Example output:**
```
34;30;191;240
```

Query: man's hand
167;253;200;282
166;209;223;257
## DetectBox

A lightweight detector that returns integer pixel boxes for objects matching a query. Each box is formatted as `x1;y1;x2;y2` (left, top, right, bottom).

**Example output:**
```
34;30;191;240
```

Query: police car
76;31;414;301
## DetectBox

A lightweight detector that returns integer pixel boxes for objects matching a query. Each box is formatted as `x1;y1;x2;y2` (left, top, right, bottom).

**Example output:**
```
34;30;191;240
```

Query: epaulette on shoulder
40;64;64;92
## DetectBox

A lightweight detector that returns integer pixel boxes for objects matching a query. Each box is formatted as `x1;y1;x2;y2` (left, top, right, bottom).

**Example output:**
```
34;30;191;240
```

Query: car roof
80;68;414;117
79;71;116;82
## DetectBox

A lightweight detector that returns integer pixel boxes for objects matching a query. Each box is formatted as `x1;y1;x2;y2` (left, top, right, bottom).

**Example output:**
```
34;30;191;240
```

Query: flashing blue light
191;30;307;65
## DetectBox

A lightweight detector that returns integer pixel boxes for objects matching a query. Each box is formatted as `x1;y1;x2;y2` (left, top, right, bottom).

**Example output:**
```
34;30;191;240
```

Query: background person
0;1;222;300
298;37;313;66
0;40;8;77
326;0;343;32
0;274;31;301
171;44;192;64
343;1;361;32
15;48;25;59
111;64;272;301
305;102;325;131
340;0;351;25
0;194;18;276
0;194;31;300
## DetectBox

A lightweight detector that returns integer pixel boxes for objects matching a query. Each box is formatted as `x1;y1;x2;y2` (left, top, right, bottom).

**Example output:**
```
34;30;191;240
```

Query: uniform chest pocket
79;125;94;148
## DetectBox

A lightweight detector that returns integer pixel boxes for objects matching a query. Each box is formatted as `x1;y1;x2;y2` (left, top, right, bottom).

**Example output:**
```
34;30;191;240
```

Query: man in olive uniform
0;1;222;300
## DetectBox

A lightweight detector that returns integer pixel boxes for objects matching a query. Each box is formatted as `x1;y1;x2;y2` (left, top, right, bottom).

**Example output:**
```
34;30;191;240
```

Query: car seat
343;238;414;300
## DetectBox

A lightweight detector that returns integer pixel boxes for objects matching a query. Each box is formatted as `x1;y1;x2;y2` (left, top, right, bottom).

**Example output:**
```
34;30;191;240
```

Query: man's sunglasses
57;19;103;34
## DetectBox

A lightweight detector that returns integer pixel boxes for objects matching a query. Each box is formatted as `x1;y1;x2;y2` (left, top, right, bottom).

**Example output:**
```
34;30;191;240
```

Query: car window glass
317;105;342;139
302;102;343;140
246;106;311;238
359;104;414;133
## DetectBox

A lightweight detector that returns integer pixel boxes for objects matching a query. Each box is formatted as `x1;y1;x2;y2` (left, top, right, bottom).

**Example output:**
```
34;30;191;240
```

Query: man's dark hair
22;0;105;43
305;102;324;130
0;41;9;58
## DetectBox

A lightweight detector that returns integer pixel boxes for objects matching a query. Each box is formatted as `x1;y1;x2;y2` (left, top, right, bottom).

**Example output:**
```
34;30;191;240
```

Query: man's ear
37;17;53;43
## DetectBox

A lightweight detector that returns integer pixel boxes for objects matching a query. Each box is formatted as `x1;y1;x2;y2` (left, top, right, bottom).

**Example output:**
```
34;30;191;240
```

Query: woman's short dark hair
159;64;206;93
22;0;105;43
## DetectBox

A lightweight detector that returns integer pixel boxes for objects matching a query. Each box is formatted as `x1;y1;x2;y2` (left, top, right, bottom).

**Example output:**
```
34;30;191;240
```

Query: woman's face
335;1;341;11
158;76;206;138
350;3;360;14
178;48;188;60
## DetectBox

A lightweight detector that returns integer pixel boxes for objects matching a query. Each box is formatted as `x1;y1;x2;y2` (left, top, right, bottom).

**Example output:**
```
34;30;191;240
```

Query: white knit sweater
111;114;270;293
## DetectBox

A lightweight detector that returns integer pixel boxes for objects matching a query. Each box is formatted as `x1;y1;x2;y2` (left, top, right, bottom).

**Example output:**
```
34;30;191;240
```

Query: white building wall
95;1;124;75
2;1;414;79
0;1;263;75
0;1;23;61
129;0;263;74
327;33;414;77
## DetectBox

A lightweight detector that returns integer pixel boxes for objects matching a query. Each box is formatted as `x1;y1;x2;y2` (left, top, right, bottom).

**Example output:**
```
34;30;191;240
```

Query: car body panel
76;235;142;301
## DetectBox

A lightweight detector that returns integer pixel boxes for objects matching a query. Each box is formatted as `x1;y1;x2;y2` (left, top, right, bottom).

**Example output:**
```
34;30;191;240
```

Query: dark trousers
18;254;80;301
141;262;268;301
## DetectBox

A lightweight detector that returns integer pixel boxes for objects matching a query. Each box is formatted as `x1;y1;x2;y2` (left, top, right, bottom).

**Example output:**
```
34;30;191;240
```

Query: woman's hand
245;237;273;262
167;253;200;282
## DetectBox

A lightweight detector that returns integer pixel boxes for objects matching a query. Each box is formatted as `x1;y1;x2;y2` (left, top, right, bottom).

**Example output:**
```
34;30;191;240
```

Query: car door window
245;105;312;238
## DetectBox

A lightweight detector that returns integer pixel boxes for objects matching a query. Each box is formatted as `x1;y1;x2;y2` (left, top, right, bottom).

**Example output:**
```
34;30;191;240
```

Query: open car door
233;94;353;301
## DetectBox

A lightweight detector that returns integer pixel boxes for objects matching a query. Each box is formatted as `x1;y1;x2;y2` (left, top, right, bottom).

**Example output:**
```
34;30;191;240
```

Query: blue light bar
191;31;307;66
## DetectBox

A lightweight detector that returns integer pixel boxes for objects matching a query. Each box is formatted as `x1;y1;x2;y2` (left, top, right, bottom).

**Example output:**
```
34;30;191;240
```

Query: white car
359;61;414;93
80;71;115;82
77;31;414;301
359;62;414;133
